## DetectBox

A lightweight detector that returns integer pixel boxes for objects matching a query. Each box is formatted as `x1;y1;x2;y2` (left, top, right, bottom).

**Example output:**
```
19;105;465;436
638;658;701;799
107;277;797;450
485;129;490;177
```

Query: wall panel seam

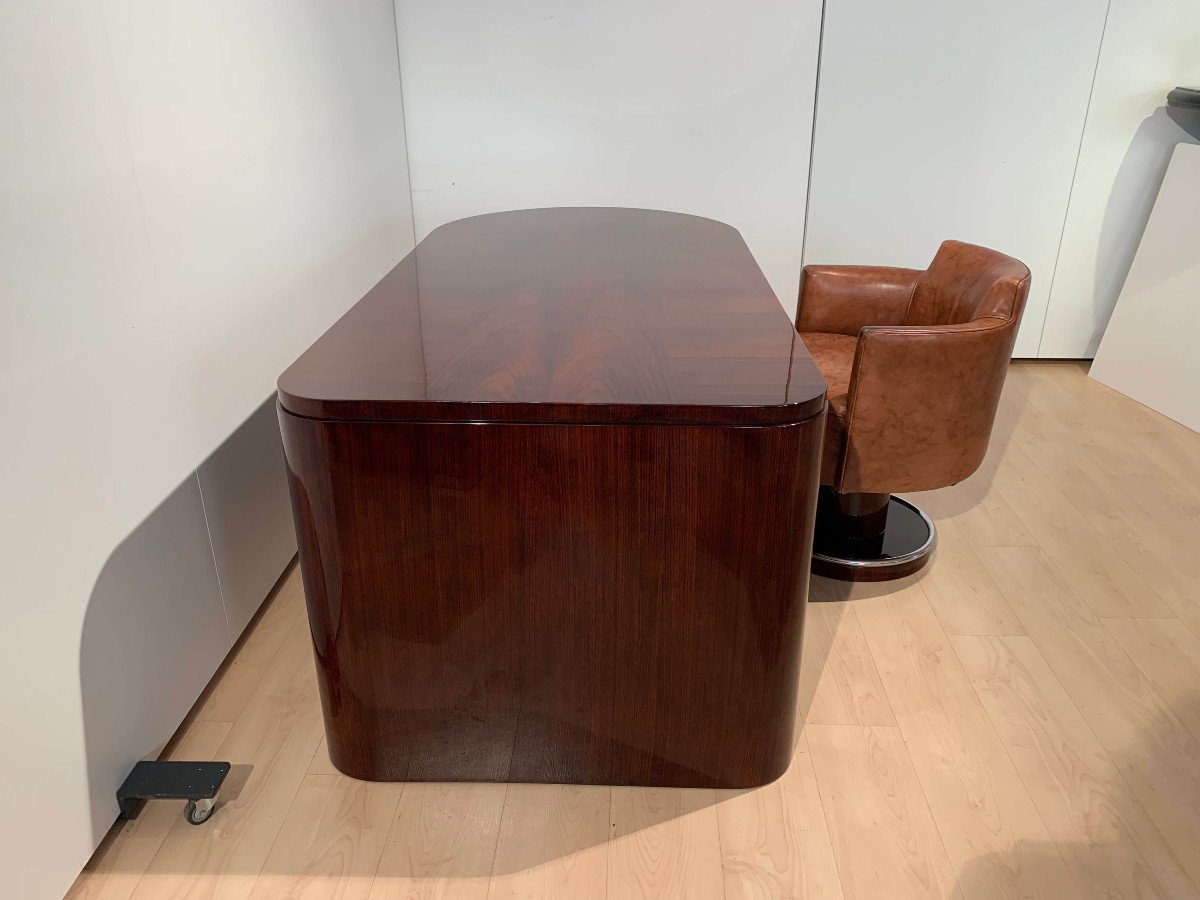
390;0;419;246
799;0;830;286
1036;0;1114;358
193;470;233;645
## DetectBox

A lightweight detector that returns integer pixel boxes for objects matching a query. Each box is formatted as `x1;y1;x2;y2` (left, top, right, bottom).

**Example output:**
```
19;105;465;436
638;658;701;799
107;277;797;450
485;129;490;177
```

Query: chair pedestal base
811;488;937;584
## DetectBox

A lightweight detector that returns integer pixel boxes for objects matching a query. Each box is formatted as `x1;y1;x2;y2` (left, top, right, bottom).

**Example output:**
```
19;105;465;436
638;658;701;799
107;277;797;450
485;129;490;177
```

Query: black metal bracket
117;760;231;825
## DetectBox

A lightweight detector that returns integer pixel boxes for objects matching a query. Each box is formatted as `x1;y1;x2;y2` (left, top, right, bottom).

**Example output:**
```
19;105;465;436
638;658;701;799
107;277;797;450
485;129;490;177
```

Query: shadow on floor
948;690;1200;900
81;566;859;883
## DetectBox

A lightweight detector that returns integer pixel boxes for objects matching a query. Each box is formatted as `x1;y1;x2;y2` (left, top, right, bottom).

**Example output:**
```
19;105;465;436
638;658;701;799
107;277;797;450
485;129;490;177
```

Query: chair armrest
795;265;921;336
836;318;1018;494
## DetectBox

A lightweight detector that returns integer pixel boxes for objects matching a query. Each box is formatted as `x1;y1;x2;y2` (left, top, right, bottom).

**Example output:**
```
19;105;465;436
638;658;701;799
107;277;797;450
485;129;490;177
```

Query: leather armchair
798;240;1030;581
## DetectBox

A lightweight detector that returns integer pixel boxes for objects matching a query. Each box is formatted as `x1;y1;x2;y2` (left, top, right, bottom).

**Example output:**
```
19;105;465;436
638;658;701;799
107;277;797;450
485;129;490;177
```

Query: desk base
280;409;822;789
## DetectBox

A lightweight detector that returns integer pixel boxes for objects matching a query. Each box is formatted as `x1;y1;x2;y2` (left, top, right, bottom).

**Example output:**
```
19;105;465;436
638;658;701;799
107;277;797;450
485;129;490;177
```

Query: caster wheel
184;798;215;826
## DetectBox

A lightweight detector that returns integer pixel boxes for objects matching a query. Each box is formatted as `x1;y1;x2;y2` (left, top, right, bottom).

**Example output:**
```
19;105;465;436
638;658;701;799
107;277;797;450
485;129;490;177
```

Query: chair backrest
906;240;1030;327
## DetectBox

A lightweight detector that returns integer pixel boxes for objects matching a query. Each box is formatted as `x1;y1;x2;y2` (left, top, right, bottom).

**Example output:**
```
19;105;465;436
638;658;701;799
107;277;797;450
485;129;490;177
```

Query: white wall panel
394;0;823;314
1039;0;1200;357
0;2;413;896
1;7;198;895
102;0;415;460
804;0;1109;355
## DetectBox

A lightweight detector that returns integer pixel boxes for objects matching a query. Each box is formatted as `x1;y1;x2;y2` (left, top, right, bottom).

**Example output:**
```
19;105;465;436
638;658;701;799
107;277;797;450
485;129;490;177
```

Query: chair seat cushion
799;331;858;484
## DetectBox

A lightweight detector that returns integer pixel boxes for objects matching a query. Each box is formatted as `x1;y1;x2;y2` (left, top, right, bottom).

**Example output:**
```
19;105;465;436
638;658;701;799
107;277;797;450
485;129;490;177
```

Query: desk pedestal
281;409;822;788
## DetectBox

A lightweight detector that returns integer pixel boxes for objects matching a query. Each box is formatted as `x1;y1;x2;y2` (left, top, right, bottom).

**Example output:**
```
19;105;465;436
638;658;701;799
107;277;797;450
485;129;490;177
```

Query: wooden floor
69;361;1200;900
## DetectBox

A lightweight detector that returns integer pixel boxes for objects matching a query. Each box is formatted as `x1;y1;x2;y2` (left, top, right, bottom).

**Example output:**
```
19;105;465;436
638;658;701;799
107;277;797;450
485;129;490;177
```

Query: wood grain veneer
278;207;825;426
280;414;822;787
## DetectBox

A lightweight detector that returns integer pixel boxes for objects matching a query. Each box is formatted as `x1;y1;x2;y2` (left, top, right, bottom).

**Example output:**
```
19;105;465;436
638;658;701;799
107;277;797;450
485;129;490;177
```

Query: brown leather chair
797;240;1031;581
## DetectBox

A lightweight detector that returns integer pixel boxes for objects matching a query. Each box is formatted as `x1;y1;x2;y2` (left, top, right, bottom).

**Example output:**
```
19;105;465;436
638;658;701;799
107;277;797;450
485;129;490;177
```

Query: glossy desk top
279;207;826;426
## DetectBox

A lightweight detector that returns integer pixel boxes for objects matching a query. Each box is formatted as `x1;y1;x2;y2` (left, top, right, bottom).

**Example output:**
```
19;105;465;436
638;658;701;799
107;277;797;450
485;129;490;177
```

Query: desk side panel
279;408;823;788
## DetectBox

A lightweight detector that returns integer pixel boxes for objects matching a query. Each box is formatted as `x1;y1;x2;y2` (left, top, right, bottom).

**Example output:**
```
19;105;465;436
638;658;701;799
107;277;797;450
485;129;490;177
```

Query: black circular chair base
811;495;937;584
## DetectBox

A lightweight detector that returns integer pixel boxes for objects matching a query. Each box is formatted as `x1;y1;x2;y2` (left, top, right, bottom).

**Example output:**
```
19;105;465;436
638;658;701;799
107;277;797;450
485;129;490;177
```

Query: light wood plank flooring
68;361;1200;899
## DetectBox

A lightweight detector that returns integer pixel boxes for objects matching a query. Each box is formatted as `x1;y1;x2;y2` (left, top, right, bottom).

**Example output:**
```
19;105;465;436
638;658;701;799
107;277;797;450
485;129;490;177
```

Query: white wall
0;1;414;896
393;0;823;314
1038;0;1200;357
803;0;1110;356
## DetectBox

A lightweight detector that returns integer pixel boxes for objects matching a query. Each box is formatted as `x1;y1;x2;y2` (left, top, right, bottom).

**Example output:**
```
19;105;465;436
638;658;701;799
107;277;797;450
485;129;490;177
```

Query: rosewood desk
278;208;827;789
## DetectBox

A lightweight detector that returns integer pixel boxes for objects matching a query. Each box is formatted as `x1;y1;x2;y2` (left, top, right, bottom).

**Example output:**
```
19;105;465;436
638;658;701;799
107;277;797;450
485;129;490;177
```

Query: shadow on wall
1091;105;1200;349
79;395;295;845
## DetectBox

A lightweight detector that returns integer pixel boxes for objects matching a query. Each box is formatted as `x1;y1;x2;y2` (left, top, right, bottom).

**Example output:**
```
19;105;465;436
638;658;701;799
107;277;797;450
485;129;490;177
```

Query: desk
278;208;826;788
